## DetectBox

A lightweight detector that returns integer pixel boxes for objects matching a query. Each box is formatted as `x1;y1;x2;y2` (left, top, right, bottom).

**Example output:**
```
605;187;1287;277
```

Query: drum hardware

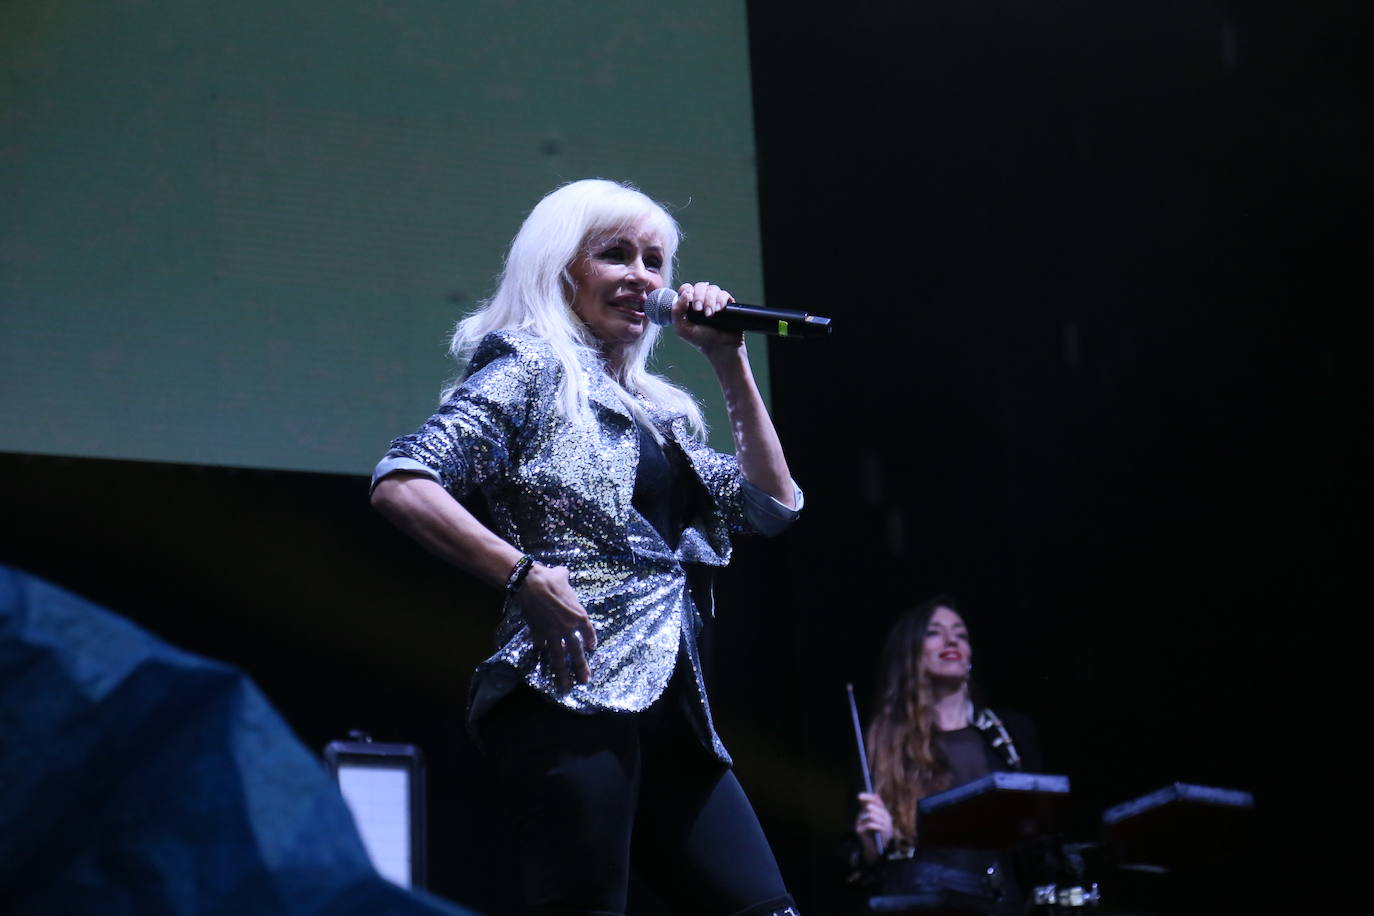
1031;882;1101;908
880;777;1253;913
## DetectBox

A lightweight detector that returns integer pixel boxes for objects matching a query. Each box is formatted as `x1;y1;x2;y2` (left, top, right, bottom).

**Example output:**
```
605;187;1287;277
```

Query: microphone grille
643;288;676;327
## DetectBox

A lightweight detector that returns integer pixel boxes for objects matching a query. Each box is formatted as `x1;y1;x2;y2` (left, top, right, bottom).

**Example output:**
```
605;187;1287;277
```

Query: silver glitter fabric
376;330;801;764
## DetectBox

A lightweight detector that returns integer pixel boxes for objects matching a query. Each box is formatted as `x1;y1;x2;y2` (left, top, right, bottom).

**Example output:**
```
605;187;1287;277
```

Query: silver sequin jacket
371;329;802;764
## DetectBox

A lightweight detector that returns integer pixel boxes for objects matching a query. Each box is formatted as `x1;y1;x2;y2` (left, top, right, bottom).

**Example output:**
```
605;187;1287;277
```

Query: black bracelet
505;554;535;593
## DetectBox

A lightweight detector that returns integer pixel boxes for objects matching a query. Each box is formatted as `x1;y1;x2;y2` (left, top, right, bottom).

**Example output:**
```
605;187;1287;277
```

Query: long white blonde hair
444;178;705;439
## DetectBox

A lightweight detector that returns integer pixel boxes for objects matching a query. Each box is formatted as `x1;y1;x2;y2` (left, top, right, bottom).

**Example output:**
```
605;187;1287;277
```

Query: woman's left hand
671;281;744;355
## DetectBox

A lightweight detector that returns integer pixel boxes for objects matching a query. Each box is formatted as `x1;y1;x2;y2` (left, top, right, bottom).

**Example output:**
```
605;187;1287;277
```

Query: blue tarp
0;564;480;915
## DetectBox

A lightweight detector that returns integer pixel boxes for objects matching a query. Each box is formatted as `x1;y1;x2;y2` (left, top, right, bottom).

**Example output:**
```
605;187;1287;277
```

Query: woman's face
921;606;972;682
568;224;667;350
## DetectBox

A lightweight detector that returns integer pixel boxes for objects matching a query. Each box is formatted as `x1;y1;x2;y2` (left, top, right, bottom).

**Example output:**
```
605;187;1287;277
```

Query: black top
632;421;692;550
938;725;995;789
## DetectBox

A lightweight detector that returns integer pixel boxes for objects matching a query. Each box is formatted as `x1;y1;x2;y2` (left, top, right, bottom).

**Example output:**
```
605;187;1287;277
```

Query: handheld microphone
643;288;832;338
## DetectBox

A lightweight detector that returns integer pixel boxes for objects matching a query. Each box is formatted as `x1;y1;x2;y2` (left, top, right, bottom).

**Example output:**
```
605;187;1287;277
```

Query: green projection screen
1;1;766;473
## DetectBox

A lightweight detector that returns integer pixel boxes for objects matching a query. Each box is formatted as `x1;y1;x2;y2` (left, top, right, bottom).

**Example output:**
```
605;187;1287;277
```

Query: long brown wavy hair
865;596;973;848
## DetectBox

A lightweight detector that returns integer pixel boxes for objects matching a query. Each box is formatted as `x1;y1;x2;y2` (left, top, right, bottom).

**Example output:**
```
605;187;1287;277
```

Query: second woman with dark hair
850;597;1041;913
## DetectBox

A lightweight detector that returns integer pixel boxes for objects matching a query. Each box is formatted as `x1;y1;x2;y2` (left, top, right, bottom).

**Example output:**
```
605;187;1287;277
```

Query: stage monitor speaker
325;732;427;890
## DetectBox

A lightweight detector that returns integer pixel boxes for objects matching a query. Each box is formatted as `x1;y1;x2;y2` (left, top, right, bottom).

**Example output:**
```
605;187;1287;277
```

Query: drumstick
846;682;885;857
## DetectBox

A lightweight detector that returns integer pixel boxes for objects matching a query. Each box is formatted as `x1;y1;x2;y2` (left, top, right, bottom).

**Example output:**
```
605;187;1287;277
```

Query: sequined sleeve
380;332;550;499
670;420;804;545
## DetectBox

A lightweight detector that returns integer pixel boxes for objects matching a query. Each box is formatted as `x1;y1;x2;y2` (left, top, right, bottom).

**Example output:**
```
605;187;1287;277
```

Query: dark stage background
3;1;1367;913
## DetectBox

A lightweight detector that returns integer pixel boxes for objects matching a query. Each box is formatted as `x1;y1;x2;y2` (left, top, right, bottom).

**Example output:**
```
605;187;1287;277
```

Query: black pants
483;665;797;916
